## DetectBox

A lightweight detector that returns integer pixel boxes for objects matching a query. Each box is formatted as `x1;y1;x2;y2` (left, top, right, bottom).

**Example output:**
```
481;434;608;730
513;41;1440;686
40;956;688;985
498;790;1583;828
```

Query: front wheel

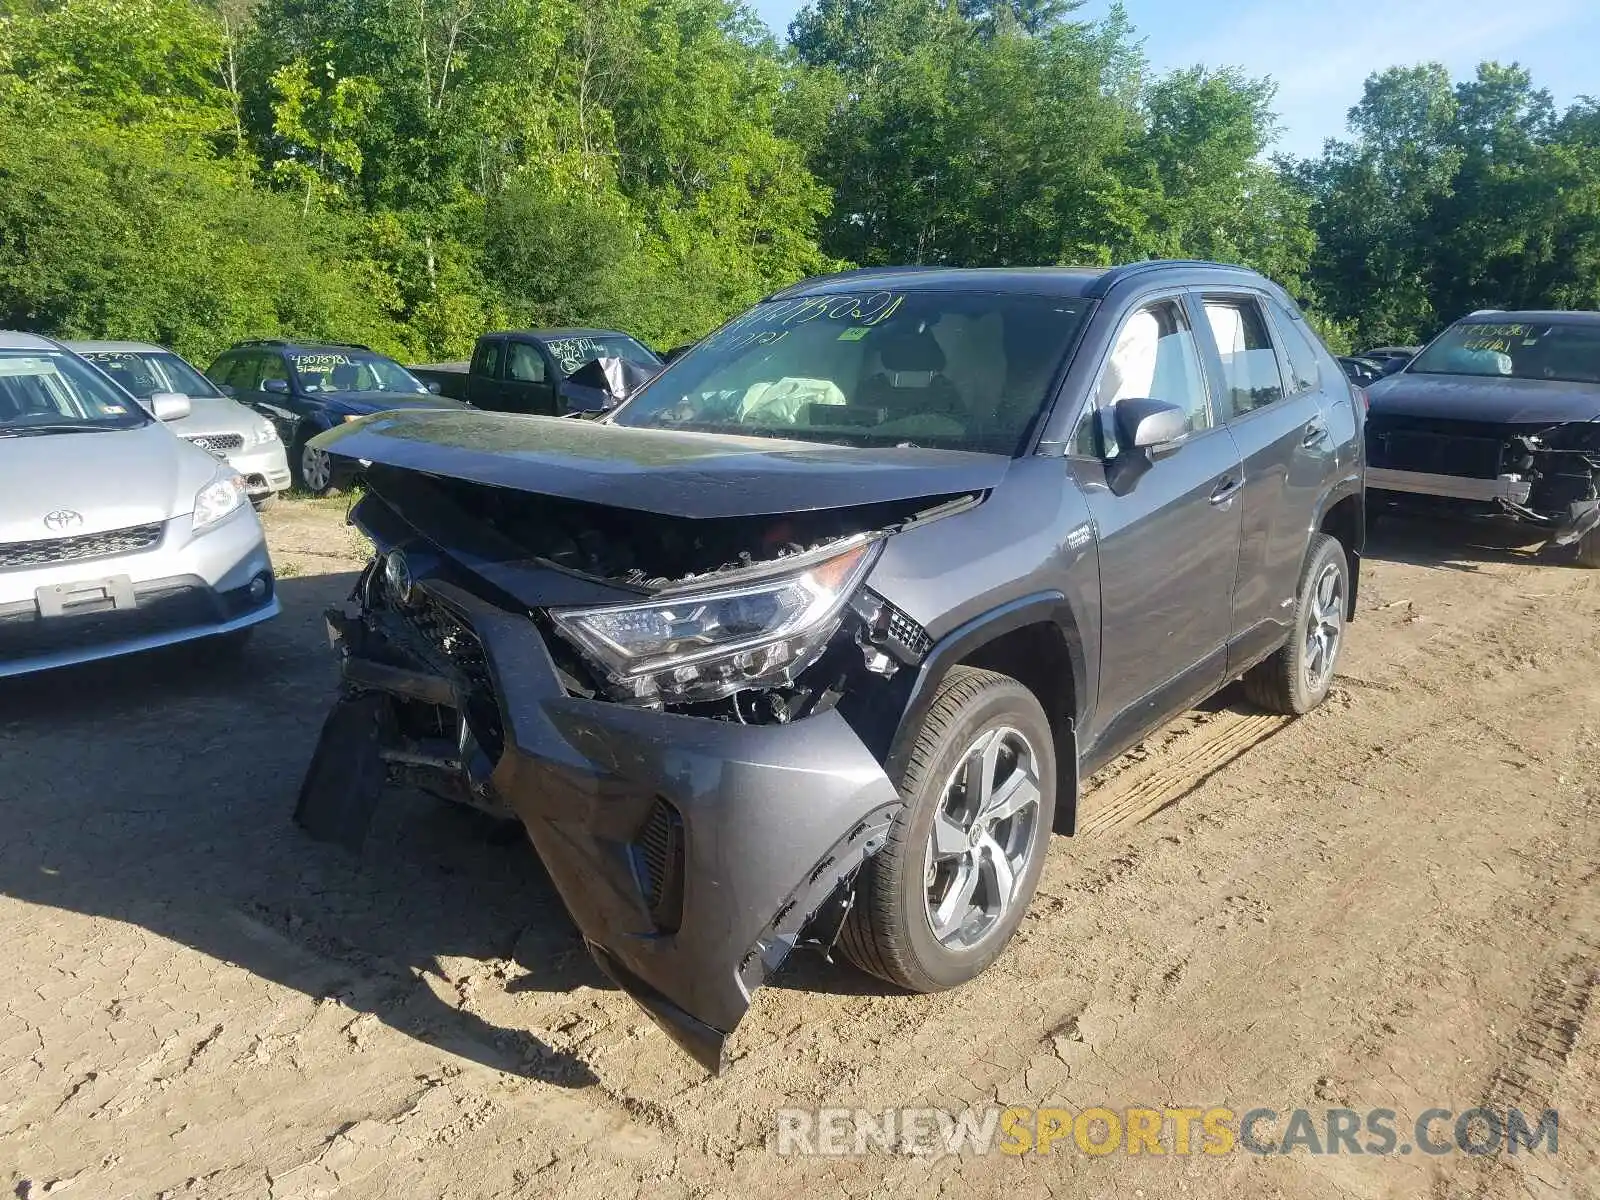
839;666;1056;992
1242;533;1349;714
294;435;341;497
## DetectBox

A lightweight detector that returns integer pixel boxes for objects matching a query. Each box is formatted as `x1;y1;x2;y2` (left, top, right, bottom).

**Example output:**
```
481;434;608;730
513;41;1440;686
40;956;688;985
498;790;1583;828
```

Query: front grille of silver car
0;523;164;570
185;433;245;457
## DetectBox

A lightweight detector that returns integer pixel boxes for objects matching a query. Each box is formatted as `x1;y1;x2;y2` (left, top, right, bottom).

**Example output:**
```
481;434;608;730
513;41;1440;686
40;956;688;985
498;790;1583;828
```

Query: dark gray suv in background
295;261;1366;1072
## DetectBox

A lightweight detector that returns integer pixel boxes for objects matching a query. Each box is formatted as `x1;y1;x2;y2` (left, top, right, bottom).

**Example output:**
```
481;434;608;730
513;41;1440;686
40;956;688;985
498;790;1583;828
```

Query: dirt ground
2;497;1597;1200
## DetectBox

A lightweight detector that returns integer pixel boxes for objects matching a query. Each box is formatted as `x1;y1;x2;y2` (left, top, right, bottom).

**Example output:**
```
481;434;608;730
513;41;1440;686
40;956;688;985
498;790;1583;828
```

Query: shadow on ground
1365;511;1578;573
0;570;605;1086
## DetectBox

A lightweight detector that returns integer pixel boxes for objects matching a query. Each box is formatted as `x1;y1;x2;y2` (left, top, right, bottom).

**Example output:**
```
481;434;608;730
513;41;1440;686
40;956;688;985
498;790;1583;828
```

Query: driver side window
1074;300;1212;456
506;342;546;383
259;354;290;390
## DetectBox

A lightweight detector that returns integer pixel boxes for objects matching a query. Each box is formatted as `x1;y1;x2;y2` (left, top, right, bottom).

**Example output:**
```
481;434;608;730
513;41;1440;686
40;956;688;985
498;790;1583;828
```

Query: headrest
878;331;946;373
330;363;361;389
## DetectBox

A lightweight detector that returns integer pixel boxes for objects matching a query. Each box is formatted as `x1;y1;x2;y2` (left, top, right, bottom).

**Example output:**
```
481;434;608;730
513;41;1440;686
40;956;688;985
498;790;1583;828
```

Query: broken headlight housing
549;536;882;705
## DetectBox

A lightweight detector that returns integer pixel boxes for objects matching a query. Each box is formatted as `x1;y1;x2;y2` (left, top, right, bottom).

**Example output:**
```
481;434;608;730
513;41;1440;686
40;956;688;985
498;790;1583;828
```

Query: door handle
1209;476;1244;505
1301;418;1329;447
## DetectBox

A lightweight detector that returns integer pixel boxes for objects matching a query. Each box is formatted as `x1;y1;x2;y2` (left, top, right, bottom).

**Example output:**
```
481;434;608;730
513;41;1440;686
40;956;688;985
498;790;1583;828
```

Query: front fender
877;593;1086;835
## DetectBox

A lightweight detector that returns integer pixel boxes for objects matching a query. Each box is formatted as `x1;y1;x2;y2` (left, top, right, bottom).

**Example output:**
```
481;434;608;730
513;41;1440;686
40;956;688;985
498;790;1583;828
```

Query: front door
504;340;557;415
1069;295;1245;759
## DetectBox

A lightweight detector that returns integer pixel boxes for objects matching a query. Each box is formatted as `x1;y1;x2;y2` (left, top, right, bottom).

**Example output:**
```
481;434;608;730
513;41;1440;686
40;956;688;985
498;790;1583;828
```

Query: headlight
249;421;278;447
550;536;881;705
192;472;247;533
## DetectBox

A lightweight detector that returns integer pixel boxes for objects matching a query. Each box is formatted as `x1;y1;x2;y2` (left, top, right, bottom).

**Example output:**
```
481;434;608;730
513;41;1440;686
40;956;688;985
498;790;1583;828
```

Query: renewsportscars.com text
774;1106;1560;1158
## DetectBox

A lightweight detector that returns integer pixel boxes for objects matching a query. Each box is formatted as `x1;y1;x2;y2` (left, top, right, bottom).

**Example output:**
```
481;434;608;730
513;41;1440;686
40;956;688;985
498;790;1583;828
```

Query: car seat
329;362;363;392
857;331;964;421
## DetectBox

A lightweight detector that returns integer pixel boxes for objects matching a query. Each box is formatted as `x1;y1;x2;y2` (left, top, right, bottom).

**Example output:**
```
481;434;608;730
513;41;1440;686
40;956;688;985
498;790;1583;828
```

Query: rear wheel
839;666;1055;992
1243;533;1349;714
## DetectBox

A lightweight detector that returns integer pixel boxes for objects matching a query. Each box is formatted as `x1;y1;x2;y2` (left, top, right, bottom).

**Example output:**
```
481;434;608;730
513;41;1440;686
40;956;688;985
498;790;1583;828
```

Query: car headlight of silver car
549;535;882;705
192;471;248;533
249;420;279;447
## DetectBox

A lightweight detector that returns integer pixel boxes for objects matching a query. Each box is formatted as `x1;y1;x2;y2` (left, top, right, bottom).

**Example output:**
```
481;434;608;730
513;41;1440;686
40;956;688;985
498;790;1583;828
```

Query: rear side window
1202;299;1285;417
472;338;503;378
1266;302;1323;394
223;353;265;391
207;354;242;387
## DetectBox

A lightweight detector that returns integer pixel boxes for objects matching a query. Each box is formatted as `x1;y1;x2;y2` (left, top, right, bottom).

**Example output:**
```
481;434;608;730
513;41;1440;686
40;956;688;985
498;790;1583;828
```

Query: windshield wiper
0;423;118;437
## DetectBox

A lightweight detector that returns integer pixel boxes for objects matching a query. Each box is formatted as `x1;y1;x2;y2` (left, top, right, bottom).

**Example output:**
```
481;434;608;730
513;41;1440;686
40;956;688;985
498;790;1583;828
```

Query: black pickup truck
411;328;663;416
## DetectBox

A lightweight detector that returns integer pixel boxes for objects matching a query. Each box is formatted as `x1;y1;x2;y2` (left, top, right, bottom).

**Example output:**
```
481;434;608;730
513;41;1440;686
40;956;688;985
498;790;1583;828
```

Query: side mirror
1113;397;1188;452
425;380;442;394
150;391;192;422
262;378;290;394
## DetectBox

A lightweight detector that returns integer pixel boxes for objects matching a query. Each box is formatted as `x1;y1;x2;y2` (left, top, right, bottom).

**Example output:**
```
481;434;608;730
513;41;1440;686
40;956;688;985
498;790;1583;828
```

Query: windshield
611;291;1089;453
79;350;222;400
545;334;661;377
1408;321;1600;385
288;350;429;394
0;351;150;435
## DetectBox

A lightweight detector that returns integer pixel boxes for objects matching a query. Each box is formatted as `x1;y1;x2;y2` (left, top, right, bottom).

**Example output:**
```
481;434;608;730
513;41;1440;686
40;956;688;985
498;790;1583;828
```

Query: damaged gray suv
296;262;1366;1072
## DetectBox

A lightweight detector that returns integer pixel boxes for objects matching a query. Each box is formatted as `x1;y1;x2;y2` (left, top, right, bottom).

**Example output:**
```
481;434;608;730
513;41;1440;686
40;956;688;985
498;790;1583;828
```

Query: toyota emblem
43;509;83;532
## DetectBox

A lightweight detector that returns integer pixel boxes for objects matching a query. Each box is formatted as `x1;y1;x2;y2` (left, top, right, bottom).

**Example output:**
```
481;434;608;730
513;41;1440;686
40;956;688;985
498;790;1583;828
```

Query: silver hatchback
67;340;292;507
0;333;279;678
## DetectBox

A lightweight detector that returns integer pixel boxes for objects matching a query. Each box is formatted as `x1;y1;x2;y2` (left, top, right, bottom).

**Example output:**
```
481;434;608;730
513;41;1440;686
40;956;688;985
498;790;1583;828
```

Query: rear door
504;339;558;415
1069;294;1245;757
1194;291;1334;669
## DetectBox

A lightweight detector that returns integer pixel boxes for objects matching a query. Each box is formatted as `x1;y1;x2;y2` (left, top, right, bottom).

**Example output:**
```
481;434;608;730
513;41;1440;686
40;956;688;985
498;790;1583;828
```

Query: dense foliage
1;0;1596;364
1296;63;1600;348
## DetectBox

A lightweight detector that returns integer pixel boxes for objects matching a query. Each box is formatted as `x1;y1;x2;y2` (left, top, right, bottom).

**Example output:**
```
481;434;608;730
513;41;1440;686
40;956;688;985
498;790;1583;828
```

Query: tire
1242;533;1349;715
839;666;1056;993
293;433;342;497
1575;527;1600;569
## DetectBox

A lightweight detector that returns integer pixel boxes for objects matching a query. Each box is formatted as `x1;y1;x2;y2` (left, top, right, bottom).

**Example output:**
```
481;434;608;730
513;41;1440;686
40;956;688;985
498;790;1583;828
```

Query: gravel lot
2;498;1597;1199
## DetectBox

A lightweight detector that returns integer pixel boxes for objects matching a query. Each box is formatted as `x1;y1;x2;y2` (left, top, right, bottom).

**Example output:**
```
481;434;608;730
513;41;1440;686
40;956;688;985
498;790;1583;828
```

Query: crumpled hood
313;408;1012;518
1369;371;1600;425
0;421;222;541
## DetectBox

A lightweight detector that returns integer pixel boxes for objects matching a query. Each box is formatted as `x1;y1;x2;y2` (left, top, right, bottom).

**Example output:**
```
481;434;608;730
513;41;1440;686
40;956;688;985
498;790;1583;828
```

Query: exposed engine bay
356;462;956;726
1500;421;1600;547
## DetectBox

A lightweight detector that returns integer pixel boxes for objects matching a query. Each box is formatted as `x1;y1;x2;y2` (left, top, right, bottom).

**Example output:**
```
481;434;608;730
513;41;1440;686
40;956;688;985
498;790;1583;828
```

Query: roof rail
235;338;374;352
1087;258;1259;295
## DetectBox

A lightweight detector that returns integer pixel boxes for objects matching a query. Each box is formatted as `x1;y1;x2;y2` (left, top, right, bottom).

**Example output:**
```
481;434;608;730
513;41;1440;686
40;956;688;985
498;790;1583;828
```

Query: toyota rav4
294;262;1366;1072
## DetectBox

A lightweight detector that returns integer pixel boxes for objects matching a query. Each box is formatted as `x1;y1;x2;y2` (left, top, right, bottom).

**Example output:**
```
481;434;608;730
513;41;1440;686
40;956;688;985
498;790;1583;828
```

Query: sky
747;0;1600;159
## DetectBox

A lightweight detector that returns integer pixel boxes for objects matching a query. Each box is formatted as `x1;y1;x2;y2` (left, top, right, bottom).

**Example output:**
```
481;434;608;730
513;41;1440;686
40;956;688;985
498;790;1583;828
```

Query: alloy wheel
300;443;332;493
1303;561;1344;691
923;726;1042;950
